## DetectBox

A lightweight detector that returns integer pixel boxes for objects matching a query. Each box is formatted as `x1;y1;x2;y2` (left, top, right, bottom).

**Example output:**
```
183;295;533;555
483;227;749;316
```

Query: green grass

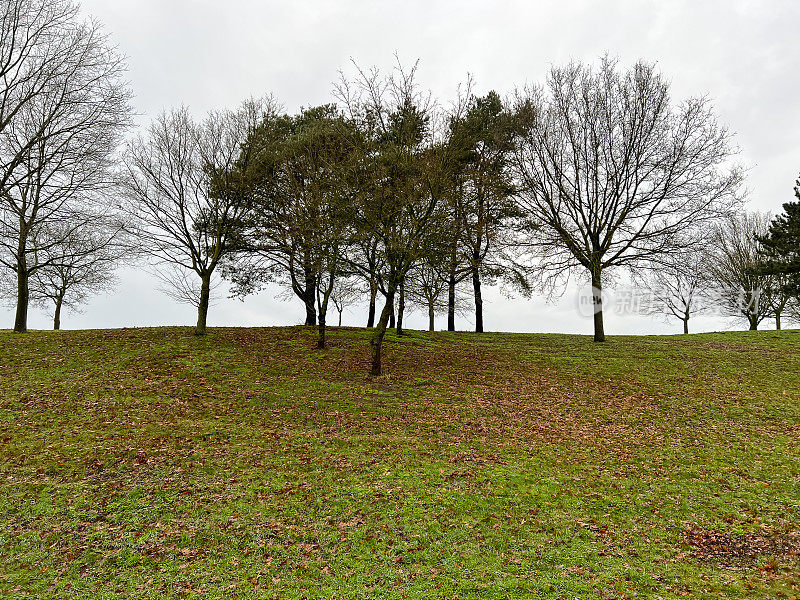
0;326;798;599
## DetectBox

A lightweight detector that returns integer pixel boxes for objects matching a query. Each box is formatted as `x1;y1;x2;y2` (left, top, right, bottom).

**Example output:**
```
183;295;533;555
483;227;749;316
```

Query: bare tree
1;0;81;188
641;249;709;334
0;0;132;332
351;236;384;327
765;273;793;330
330;276;363;326
786;297;800;327
406;261;447;331
443;225;471;331
123;100;271;335
26;223;123;329
512;57;742;341
708;212;775;331
405;258;471;331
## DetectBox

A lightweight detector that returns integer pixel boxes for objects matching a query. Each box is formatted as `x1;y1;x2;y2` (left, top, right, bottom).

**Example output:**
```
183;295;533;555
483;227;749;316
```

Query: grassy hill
1;326;799;599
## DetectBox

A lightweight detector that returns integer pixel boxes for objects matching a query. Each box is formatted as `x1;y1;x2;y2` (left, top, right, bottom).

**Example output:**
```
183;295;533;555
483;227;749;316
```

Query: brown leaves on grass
448;451;506;465
682;524;800;565
2;327;800;597
0;326;707;455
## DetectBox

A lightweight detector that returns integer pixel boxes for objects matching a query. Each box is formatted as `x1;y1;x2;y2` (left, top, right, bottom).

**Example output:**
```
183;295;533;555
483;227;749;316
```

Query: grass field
0;326;798;599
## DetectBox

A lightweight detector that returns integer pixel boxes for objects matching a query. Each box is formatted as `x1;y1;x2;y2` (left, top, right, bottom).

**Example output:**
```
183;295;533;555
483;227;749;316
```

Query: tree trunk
317;310;327;349
591;269;605;342
338;310;343;327
317;289;336;348
428;303;435;331
682;318;689;335
366;281;377;328
472;264;483;333
370;288;396;376
53;294;64;331
305;299;316;326
195;272;212;336
388;296;396;329
447;242;457;331
14;261;29;333
447;270;456;332
303;272;317;326
316;272;336;349
776;312;782;331
748;317;758;331
396;279;405;336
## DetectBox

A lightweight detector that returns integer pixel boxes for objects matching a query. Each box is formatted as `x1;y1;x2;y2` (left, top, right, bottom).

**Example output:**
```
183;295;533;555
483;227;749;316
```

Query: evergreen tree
759;176;800;296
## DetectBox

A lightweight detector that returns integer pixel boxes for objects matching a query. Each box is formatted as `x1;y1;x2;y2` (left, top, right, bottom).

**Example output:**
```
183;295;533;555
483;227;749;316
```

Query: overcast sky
18;0;800;334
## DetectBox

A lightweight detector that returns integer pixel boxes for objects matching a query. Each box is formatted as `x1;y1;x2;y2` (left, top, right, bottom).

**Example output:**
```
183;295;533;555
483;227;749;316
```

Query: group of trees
0;0;131;331
3;1;799;376
117;57;788;374
119;62;529;374
642;208;800;334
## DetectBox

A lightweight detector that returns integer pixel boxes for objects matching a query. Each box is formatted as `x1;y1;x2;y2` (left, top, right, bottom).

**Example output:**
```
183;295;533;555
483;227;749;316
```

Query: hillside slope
1;327;799;598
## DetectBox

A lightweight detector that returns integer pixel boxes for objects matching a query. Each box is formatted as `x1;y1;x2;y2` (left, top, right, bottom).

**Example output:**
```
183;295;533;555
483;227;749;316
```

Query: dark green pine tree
759;175;800;295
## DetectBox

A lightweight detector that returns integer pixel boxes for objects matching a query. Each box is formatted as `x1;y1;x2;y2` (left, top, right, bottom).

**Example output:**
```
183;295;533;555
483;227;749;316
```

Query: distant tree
0;0;132;332
123;100;269;335
640;249;710;334
786;296;800;326
350;236;384;327
708;212;775;331
442;227;471;331
758;175;800;297
405;256;471;331
765;274;793;330
330;276;363;326
336;60;451;374
27;223;123;329
512;57;742;342
406;260;448;331
448;89;522;332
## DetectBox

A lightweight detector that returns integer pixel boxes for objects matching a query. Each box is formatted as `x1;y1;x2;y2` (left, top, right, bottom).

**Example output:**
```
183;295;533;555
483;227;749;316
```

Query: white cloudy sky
18;0;800;334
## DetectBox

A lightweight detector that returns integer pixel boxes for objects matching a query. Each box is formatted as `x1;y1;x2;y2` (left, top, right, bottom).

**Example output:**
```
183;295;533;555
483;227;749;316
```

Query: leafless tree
765;273;793;330
26;223;123;329
708;212;776;331
123;99;272;335
330;276;363;326
405;258;471;331
512;57;743;341
442;224;471;331
0;0;132;332
2;0;81;187
406;261;448;332
351;236;384;327
786;297;800;327
640;249;710;334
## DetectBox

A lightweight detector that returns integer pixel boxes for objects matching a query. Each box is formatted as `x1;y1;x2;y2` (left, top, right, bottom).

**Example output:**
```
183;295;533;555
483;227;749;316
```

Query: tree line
641;208;800;335
2;0;799;376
